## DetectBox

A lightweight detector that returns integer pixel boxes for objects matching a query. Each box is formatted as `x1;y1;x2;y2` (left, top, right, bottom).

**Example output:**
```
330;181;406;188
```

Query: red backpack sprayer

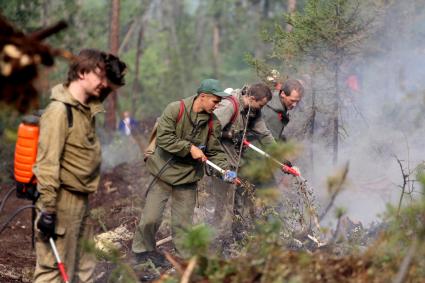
0;113;70;283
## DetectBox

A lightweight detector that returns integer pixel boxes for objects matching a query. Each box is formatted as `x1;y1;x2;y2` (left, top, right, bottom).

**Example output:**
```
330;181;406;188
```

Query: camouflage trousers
33;188;95;283
132;177;197;256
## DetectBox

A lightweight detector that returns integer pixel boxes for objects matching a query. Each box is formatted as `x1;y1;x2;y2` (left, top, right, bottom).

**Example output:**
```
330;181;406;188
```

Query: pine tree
270;0;378;164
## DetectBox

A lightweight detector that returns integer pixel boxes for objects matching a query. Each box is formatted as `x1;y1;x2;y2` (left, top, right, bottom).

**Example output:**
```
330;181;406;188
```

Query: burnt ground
0;145;418;282
0;159;173;282
0;186;35;283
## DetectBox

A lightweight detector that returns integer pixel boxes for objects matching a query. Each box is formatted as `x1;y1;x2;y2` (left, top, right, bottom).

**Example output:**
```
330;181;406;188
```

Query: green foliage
334;206;347;218
326;162;349;194
415;163;425;182
179;224;214;257
274;0;377;62
367;175;425;280
241;141;299;183
0;0;43;32
1;0;286;122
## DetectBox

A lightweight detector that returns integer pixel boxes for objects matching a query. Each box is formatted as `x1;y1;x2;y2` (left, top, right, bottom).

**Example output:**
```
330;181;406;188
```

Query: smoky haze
98;1;425;227
287;10;425;226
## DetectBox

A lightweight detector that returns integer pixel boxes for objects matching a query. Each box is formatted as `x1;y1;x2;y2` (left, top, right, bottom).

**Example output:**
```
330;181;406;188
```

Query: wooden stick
180;256;198;283
164;251;184;275
156;235;172;246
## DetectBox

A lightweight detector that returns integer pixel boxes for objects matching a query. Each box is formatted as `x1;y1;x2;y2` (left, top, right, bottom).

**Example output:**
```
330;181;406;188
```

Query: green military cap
197;79;230;97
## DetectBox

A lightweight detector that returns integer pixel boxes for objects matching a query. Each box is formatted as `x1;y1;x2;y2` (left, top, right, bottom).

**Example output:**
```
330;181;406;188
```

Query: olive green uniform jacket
33;84;103;211
262;91;290;141
33;84;103;282
146;95;229;185
133;95;230;255
213;89;275;167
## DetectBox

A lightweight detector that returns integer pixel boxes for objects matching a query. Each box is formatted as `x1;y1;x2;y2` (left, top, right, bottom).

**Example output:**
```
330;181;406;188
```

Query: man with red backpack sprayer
210;82;297;241
131;79;237;266
32;49;127;283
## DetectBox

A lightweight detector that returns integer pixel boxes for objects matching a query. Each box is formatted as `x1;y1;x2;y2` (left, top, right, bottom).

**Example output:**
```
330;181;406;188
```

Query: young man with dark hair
33;49;126;283
263;78;304;141
131;78;236;265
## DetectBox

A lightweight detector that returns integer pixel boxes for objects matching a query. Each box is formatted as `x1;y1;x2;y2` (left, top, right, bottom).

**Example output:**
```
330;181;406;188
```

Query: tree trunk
105;0;120;131
212;15;221;78
131;24;144;115
263;0;270;18
332;3;341;165
286;0;297;32
333;65;339;164
41;0;49;27
163;0;187;94
308;74;317;180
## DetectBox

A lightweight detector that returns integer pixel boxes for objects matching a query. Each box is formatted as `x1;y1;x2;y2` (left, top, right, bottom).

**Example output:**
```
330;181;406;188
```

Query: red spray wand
49;237;69;283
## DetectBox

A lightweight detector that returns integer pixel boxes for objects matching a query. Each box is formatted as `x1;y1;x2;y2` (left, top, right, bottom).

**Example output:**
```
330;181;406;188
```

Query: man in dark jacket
131;79;236;265
263;79;304;141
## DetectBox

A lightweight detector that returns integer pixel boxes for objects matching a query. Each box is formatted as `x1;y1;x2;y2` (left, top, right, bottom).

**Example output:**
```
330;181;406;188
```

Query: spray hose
0;187;16;214
0;204;35;235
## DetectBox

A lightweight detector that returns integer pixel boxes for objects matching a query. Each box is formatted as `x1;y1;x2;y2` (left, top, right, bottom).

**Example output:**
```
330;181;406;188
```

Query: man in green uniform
262;79;304;141
33;49;127;283
212;83;276;239
131;79;237;265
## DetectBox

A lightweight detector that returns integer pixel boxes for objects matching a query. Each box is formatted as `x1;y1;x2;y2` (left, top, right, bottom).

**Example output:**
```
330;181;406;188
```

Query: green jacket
262;91;290;141
213;89;275;166
33;84;104;211
146;95;229;186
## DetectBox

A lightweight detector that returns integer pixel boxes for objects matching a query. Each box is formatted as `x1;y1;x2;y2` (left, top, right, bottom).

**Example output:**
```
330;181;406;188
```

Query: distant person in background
118;111;138;136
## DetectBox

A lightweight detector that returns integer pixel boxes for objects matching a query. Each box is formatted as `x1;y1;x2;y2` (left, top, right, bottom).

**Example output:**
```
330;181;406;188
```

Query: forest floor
0;160;165;282
0;148;422;282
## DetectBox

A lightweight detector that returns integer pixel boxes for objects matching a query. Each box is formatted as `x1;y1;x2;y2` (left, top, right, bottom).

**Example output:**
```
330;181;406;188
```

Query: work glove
37;212;56;240
233;131;244;147
223;170;237;183
283;159;293;167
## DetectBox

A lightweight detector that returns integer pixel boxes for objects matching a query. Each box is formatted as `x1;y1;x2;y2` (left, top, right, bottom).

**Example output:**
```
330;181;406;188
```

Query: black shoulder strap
64;103;73;128
265;103;281;114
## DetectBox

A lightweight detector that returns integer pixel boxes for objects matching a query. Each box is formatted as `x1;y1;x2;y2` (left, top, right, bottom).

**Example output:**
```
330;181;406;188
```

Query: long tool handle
205;159;225;174
49;237;69;283
242;140;301;177
242;140;271;158
205;160;241;185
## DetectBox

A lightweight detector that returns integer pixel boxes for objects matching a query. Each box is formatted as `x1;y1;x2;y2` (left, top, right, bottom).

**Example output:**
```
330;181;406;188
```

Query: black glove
283;159;293;167
233;131;245;147
37;212;56;240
